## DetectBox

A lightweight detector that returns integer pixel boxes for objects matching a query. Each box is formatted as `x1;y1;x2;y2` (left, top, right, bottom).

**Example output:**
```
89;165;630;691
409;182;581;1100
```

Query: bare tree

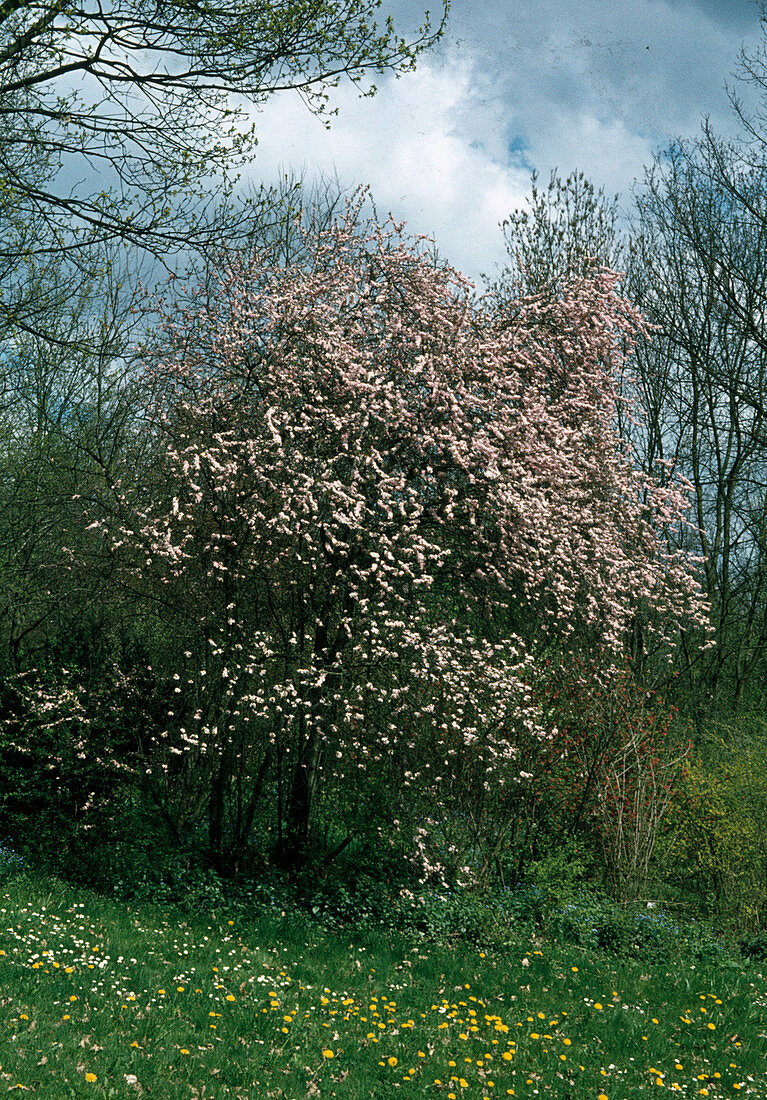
627;142;767;715
490;169;625;302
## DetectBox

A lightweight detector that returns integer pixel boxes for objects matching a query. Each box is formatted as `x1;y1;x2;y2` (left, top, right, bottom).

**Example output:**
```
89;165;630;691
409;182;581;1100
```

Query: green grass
0;871;765;1098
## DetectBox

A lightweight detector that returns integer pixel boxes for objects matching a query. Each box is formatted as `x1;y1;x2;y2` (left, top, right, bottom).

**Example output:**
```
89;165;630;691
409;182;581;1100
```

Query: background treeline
3;0;767;935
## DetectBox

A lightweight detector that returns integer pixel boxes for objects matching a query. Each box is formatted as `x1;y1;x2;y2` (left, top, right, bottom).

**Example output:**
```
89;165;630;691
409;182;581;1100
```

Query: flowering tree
92;202;707;874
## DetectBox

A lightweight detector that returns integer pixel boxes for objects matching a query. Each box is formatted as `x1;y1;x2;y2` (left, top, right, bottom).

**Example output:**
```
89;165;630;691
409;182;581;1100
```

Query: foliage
0;840;23;880
0;669;142;867
656;714;767;928
545;666;688;901
548;894;728;963
0;0;446;259
490;663;689;902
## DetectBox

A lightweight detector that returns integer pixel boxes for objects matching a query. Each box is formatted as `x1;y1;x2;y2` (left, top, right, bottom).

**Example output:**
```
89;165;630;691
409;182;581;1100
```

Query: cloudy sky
250;0;765;286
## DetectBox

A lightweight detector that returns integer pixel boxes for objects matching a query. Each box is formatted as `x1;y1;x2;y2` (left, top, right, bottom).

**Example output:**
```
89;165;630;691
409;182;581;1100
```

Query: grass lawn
0;871;765;1097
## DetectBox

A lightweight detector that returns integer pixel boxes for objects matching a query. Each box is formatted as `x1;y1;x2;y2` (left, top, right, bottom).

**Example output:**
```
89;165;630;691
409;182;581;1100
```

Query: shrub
656;715;767;929
0;840;23;879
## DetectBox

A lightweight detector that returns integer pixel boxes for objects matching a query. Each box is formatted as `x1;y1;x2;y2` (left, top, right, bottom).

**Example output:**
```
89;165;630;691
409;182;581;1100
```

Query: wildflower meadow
1;865;765;1098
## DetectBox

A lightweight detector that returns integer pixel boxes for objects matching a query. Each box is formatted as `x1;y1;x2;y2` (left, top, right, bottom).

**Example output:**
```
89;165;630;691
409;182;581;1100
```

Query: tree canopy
0;0;446;258
74;202;708;871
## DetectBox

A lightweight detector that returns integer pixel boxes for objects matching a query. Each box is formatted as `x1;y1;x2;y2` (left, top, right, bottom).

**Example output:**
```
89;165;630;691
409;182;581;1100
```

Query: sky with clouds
248;0;766;286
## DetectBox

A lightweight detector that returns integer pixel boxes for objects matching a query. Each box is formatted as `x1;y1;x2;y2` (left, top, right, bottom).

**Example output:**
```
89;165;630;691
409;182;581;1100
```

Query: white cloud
247;53;531;284
242;0;765;284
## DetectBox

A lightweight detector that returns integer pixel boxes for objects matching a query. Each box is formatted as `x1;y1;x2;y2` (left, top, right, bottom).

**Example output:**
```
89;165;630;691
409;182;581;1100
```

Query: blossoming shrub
13;198;707;880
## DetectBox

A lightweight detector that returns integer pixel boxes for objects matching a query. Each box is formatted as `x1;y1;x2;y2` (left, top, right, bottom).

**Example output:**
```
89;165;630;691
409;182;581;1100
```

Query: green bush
546;891;729;962
0;840;24;880
656;714;767;929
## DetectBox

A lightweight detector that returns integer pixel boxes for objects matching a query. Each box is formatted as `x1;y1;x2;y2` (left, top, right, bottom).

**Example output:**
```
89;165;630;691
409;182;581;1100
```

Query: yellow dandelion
322;1049;334;1059
85;1073;97;1083
387;1056;398;1067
